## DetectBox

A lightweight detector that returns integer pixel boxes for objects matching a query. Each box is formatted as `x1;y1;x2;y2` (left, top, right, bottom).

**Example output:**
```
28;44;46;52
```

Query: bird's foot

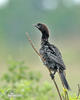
50;73;55;79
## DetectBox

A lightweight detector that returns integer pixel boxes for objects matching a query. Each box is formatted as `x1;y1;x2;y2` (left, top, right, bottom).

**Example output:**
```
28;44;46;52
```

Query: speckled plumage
39;40;65;72
35;23;70;90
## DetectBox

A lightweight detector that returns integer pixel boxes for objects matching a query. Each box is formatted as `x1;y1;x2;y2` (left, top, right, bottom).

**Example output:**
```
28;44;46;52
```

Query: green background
0;0;80;99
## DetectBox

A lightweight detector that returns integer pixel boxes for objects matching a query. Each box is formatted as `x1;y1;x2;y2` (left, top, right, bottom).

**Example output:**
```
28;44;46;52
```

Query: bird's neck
41;29;49;40
41;38;48;46
40;29;49;45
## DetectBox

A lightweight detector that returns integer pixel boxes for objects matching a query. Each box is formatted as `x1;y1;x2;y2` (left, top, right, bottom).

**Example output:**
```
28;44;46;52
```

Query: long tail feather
59;71;71;90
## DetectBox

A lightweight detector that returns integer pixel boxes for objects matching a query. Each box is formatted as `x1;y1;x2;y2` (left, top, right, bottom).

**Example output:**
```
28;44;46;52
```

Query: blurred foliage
0;59;80;100
1;59;41;84
62;88;80;100
0;59;55;100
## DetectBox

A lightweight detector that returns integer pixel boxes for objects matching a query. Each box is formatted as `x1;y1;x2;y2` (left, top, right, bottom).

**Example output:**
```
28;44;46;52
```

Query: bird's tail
59;71;71;90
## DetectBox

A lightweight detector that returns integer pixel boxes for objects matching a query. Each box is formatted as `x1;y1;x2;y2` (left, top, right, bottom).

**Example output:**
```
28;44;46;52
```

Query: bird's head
34;23;49;40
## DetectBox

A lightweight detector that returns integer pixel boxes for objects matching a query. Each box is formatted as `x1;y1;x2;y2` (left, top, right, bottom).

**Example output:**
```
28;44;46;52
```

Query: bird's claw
50;73;55;79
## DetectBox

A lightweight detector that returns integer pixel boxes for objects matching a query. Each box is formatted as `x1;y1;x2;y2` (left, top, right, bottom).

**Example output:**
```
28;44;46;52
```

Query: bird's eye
37;24;42;28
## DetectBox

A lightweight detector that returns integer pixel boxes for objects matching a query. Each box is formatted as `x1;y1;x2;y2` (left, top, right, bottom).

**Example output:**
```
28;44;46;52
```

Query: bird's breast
39;45;48;56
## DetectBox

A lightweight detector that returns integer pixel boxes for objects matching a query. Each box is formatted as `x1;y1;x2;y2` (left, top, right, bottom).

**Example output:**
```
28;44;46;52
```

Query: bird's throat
41;31;49;40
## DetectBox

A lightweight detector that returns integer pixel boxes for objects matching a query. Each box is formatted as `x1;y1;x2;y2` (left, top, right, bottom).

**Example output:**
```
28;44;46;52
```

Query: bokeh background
0;0;80;98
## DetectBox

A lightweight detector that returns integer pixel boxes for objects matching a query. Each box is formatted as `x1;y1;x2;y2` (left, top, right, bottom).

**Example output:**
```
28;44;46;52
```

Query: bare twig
26;32;63;100
64;90;69;100
77;84;80;99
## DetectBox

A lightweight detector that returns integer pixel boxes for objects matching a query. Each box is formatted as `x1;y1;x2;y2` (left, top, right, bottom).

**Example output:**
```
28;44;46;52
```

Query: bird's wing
46;44;66;69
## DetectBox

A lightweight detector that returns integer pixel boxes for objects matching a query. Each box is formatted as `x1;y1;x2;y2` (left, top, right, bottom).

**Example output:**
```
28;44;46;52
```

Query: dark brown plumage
34;23;49;40
34;23;70;90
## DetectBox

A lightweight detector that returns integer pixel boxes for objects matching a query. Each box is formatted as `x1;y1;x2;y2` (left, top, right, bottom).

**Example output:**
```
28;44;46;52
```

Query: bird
34;23;70;90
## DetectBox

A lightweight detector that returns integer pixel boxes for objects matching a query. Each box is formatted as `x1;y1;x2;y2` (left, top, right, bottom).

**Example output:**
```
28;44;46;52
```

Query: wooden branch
77;84;80;99
26;32;63;100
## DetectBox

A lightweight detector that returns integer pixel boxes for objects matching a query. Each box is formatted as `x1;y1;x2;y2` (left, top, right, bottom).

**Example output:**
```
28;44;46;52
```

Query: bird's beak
33;24;39;29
